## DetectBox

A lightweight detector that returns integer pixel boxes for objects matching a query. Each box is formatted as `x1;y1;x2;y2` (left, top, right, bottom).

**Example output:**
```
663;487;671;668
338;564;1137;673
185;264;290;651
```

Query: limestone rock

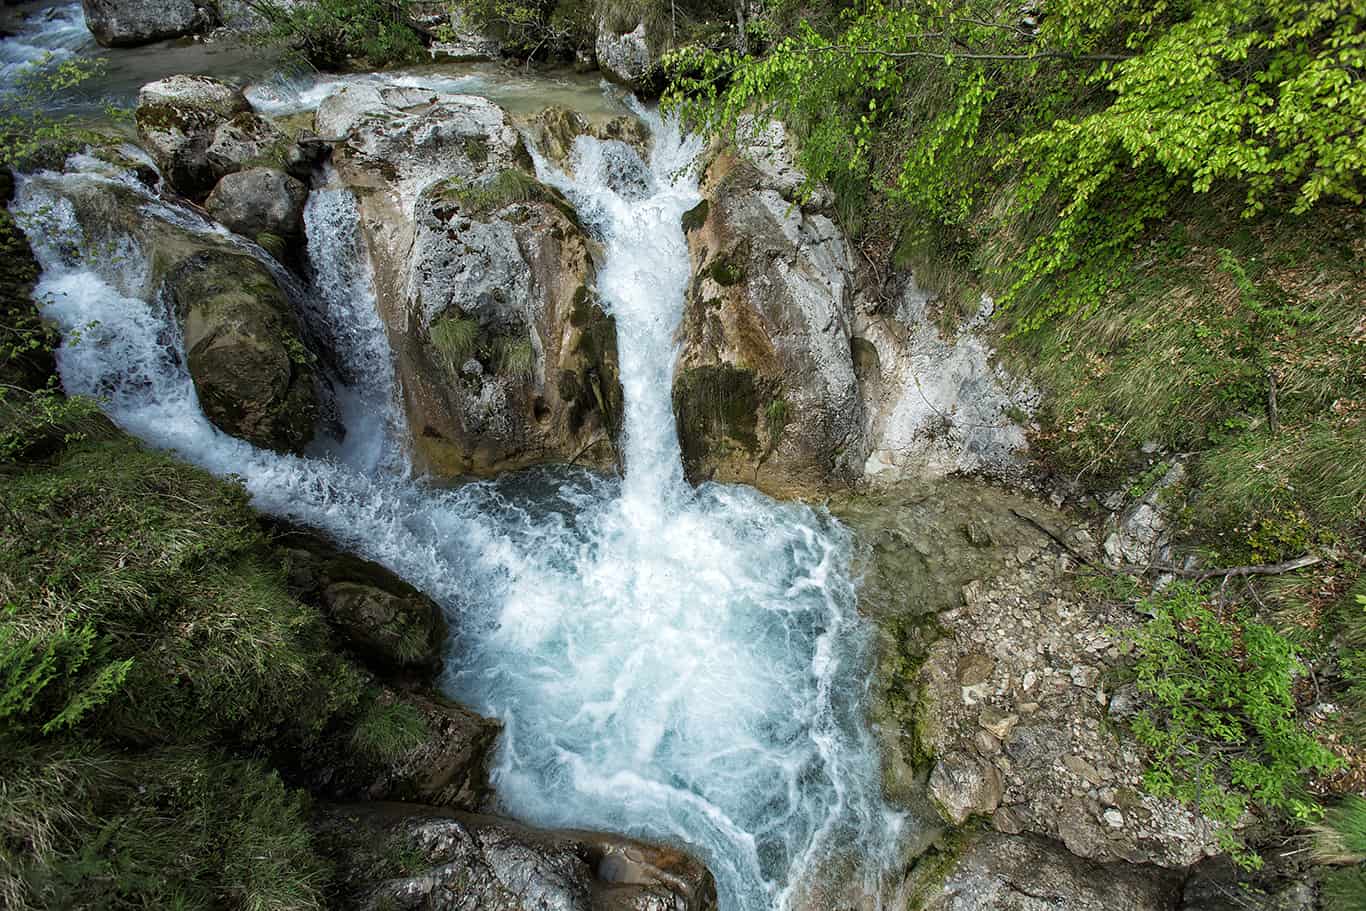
162;249;318;452
677;120;863;495
530;106;652;172
911;833;1183;911
135;76;287;197
317;803;718;911
929;757;1003;825
832;479;1222;867
595;18;658;93
205;166;308;241
81;0;215;47
319;86;623;476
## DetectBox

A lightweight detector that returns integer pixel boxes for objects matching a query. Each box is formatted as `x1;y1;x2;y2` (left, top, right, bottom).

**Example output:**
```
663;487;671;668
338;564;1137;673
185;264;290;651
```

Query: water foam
12;104;905;911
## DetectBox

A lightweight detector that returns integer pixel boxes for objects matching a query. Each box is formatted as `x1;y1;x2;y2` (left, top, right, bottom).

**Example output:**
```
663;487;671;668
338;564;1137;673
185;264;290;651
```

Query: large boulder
81;0;215;47
135;75;289;198
205;166;309;243
317;803;719;911
318;86;623;476
676;119;863;496
907;832;1183;911
162;249;319;452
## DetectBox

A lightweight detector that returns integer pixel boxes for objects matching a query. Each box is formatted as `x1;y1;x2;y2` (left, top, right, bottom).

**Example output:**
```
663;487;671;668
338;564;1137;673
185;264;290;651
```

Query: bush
1124;581;1340;867
248;0;425;69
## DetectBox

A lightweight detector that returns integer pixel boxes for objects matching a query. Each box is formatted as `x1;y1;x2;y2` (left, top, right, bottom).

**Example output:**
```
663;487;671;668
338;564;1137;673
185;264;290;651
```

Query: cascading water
12;101;905;911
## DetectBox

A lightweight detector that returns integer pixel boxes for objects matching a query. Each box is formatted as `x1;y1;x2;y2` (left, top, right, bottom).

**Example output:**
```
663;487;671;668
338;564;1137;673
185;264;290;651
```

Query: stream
6;9;909;909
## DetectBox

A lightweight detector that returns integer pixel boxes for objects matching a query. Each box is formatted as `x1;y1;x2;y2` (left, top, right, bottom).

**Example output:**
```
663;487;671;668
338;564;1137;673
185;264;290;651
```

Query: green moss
904;826;977;911
681;198;710;233
438;169;582;228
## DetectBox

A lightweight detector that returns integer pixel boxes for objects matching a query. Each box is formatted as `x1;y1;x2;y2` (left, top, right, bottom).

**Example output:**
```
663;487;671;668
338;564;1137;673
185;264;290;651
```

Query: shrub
1124;581;1340;867
246;0;424;69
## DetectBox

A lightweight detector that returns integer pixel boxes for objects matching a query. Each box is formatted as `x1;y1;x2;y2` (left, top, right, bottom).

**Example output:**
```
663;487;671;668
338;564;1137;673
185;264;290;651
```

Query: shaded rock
162;249;318;452
677;119;862;495
316;802;718;911
81;0;215;47
321;582;446;671
319;86;622;477
319;689;500;811
910;832;1183;911
277;527;448;671
1179;856;1317;911
205;166;308;241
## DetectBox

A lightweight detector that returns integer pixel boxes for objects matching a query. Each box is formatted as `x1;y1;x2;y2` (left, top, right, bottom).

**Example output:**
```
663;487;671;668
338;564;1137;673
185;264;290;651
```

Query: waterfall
12;106;905;911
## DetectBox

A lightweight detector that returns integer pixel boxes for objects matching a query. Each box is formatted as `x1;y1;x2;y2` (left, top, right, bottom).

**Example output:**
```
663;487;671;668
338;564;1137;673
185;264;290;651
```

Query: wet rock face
162;249;318;452
319;88;624;476
834;479;1221;869
81;0;215;47
318;803;718;911
910;833;1184;911
135;76;289;198
676;120;864;496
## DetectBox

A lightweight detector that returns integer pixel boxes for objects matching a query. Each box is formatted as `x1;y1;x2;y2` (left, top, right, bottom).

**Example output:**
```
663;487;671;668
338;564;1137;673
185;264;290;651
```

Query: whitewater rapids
12;102;905;910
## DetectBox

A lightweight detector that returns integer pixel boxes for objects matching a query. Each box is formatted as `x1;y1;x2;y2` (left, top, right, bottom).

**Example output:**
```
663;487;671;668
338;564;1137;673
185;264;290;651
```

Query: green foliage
429;314;480;374
0;746;326;910
0;57;113;170
349;694;428;762
0;614;130;736
667;0;1366;326
1124;581;1339;867
0;437;365;746
249;0;424;68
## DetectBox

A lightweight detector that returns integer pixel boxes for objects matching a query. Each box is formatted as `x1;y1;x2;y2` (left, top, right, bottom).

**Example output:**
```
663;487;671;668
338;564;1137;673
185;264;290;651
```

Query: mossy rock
162;249;318;452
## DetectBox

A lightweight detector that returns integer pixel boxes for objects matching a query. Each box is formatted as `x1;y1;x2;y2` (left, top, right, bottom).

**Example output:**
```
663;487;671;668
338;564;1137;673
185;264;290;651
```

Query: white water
0;2;90;85
13;106;904;911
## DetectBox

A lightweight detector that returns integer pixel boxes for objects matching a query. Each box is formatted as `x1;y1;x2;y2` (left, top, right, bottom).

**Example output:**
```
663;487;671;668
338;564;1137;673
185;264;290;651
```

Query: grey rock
81;0;215;47
595;19;657;92
318;86;622;478
914;833;1183;911
205;166;308;240
137;74;249;117
929;756;1003;825
677;119;862;496
318;803;718;911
